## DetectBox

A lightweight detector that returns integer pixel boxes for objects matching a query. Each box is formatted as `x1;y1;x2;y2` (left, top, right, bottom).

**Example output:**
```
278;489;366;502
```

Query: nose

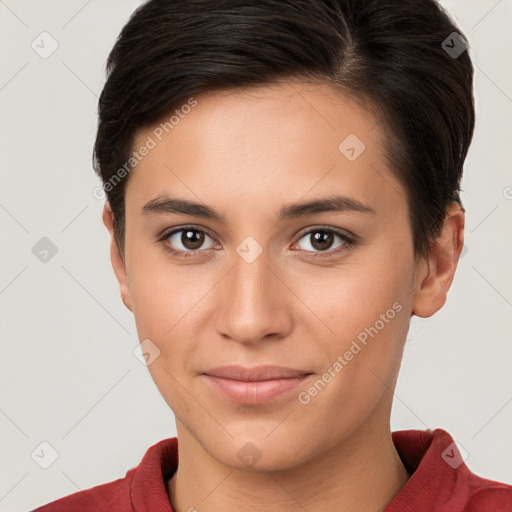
214;247;293;345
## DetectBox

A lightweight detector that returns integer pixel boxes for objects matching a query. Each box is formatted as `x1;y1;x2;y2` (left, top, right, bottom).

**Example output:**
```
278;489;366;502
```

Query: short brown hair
93;0;475;257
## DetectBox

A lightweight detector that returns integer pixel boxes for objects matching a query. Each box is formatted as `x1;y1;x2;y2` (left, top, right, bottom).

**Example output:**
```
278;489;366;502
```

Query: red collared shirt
33;428;512;511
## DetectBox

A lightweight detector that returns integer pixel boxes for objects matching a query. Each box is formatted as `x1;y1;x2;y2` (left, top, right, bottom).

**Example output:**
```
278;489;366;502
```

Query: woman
34;0;512;510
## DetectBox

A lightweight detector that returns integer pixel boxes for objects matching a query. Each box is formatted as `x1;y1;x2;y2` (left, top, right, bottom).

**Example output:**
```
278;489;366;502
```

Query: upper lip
204;365;311;381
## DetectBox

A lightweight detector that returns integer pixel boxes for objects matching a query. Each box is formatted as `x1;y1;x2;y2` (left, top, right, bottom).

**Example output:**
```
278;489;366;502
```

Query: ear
102;202;134;312
412;202;465;318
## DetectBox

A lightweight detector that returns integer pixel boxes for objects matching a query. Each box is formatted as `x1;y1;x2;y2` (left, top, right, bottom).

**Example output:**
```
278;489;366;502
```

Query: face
105;81;448;471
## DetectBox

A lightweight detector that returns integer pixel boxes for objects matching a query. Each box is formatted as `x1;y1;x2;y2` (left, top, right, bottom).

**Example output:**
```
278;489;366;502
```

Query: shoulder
32;437;178;511
390;428;512;512
32;470;135;511
464;477;512;511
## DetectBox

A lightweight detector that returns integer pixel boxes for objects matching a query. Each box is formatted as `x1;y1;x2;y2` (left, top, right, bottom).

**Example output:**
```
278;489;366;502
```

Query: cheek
127;250;213;338
293;269;410;437
294;248;413;342
127;255;220;403
290;248;414;402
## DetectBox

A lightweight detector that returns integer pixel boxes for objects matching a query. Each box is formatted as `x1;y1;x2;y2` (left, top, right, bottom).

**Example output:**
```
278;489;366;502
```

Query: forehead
125;80;406;220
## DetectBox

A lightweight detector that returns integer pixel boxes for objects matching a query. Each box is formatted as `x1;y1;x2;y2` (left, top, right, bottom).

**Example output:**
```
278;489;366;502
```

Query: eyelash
156;225;356;260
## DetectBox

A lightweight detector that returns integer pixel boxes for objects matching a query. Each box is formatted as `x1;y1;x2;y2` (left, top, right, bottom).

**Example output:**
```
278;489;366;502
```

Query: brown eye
296;228;351;255
310;231;335;251
166;228;216;253
181;229;205;250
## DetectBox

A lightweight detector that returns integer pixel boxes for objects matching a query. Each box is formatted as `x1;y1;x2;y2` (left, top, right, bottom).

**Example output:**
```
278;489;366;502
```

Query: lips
204;364;311;381
203;365;312;405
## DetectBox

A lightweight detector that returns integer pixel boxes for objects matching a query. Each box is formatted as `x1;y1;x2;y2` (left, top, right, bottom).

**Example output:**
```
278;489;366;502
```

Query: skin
102;80;464;512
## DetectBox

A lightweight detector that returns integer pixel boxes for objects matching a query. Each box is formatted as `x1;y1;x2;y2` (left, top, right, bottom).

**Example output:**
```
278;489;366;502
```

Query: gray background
1;1;511;510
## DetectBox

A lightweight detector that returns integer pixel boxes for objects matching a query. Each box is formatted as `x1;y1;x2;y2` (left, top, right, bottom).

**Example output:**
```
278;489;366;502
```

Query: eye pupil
311;231;334;251
182;230;204;250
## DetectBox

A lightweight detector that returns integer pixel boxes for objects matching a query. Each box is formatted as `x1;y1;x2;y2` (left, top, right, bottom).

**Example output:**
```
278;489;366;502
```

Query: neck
167;418;410;512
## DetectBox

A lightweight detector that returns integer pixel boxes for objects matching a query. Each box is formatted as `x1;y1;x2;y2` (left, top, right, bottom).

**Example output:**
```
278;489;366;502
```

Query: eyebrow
141;193;375;223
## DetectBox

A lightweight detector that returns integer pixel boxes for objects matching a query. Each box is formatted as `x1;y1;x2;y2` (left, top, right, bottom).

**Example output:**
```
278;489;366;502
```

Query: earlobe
102;202;134;313
412;202;465;318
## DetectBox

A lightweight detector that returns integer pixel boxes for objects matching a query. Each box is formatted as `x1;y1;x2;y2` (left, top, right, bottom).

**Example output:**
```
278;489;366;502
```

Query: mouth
202;365;313;405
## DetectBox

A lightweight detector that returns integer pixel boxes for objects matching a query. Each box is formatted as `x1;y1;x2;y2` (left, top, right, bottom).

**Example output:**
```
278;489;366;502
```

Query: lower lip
204;375;311;405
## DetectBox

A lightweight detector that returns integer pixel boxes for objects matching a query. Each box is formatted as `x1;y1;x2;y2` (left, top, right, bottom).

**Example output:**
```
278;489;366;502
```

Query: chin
203;429;313;473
